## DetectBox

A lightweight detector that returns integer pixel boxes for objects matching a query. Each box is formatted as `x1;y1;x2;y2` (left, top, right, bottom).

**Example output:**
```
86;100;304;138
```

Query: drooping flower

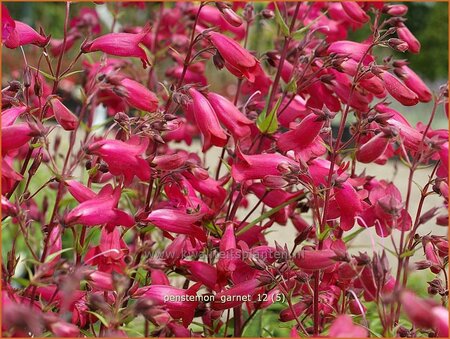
327;40;373;63
65;184;135;228
232;147;297;183
395;65;432;102
207;92;253;138
360;179;412;237
2;7;49;49
87;136;151;185
396;23;420;53
81;29;151;68
119;78;159;113
1;106;27;127
356;131;393;163
277;113;326;162
207;31;259;82
332;182;365;231
135;283;201;327
186;88;227;151
85;227;129;273
144;208;206;241
379;71;419;106
48;97;79;131
340;2;369;24
1;123;35;156
294;249;336;271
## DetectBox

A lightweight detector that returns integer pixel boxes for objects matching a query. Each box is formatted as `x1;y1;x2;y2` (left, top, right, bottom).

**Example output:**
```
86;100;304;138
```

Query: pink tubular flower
211;278;261;310
277;113;326;162
85;227;128;273
187;88;227;151
207;92;253;138
380;71;419;106
120;78;159;112
327;40;372;63
360;180;411;237
3;17;49;49
400;291;448;335
136;284;201;326
294;249;336;271
395;65;432;102
1;106;27;127
207;31;259;82
48;97;79;131
328;315;368;338
87;136;151;185
356;132;392;163
231;147;297;182
397;23;420;53
1;123;35;156
181;260;217;290
65;184;134;228
333;182;364;231
144;208;206;241
82;30;151;68
340;2;369;23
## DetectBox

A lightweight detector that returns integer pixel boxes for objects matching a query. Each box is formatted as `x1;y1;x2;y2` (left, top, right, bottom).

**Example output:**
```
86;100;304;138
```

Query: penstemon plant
1;1;448;338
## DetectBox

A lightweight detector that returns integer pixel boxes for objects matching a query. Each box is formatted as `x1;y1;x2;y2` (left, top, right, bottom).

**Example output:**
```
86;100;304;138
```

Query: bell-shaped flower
65;184;134;228
207;31;259;82
332;182;365;231
87;136;151;185
207;92;253;138
2;157;23;194
48;97;79;131
82;29;151;68
277;113;326;162
187;88;227;151
119;78;159;112
144;208;206;241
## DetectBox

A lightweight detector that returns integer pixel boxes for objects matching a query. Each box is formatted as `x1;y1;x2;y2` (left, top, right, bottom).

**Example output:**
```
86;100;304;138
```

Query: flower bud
388;38;409;52
261;9;274;19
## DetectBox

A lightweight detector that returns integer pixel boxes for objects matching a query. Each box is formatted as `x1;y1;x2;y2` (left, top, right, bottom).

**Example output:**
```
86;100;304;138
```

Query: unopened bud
261;9;275;19
388;38;409;52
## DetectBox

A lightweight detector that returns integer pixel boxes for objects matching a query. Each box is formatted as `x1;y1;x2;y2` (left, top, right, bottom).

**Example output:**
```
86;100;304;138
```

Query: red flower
187;88;227;151
207;31;259;82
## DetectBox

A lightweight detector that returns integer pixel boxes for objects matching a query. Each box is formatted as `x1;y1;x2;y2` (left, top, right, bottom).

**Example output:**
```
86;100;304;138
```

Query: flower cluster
1;2;448;338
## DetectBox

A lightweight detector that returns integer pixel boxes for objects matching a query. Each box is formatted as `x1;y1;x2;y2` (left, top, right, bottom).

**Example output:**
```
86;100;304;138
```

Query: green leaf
61;69;85;79
400;248;418;258
343;227;366;243
28;65;56;81
317;225;332;241
274;3;290;37
284;77;298;93
86;311;109;327
242;310;263;337
44;247;73;264
257;97;281;134
291;10;328;40
237;192;304;235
